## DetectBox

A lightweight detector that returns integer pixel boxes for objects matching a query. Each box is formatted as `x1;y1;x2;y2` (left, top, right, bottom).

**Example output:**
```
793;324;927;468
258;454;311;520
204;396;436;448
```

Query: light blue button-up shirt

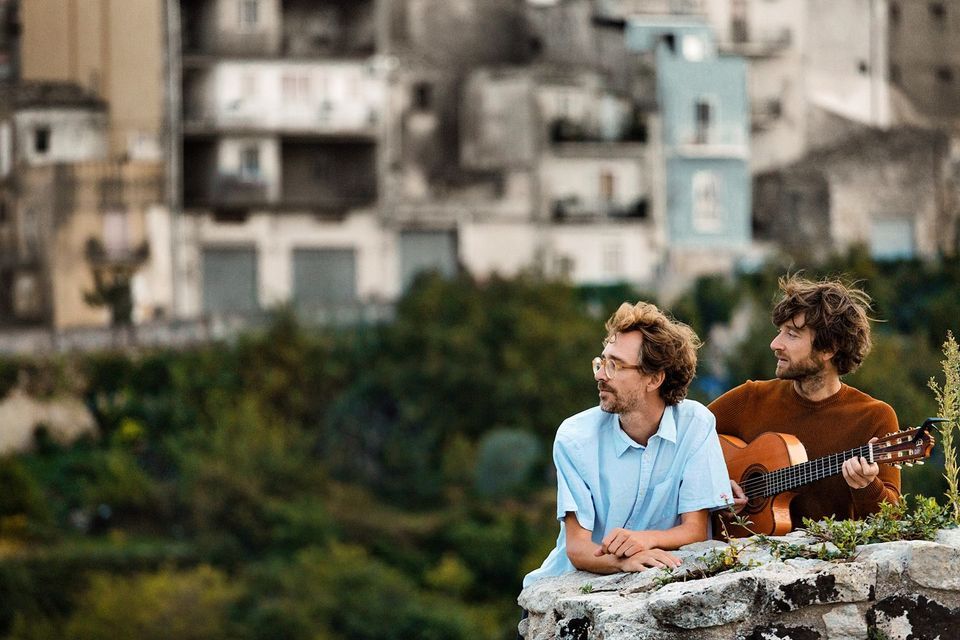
523;400;732;587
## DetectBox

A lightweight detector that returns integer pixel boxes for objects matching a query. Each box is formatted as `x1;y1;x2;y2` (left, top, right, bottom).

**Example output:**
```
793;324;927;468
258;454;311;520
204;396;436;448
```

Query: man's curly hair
604;301;702;406
771;275;874;376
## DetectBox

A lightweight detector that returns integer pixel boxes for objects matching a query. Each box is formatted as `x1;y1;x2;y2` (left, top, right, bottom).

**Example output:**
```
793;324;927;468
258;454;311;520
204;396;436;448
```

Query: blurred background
0;0;958;638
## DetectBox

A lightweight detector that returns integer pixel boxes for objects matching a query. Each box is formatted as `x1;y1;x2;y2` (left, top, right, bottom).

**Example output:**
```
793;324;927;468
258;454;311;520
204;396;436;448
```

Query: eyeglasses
592;356;642;379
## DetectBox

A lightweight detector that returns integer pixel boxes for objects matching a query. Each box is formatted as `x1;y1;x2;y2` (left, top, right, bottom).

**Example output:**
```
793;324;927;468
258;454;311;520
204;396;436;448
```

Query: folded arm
564;510;709;574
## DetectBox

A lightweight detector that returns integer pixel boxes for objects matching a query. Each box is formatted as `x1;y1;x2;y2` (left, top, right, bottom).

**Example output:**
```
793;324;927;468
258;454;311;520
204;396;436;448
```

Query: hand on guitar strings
729;479;748;513
841;436;880;489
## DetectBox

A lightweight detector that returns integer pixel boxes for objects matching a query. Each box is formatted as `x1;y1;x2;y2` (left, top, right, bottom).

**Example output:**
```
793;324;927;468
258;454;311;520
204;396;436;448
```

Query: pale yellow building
1;1;171;329
20;0;166;161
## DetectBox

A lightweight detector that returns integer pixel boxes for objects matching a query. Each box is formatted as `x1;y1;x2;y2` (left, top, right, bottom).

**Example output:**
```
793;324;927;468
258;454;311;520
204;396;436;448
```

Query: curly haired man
523;301;732;588
709;275;901;530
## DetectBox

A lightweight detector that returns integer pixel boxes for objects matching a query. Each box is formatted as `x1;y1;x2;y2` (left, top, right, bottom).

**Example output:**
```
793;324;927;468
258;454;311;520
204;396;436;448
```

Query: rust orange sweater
708;379;901;528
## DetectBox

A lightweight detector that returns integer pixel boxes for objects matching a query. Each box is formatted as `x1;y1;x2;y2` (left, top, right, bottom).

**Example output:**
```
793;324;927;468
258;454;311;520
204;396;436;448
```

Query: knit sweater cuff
852;477;886;504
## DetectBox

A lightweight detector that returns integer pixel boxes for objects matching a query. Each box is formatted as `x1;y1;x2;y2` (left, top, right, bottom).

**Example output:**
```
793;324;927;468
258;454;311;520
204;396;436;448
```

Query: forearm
566;540;629;574
640;518;709;550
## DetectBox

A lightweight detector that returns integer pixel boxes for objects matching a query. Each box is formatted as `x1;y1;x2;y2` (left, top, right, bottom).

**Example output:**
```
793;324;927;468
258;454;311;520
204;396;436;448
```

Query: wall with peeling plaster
518;529;960;640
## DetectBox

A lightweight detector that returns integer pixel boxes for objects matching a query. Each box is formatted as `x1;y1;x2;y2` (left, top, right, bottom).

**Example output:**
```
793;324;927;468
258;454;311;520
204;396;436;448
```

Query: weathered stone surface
767;561;875;612
518;531;960;640
739;622;822;640
647;571;761;628
866;594;960;640
821;604;867;640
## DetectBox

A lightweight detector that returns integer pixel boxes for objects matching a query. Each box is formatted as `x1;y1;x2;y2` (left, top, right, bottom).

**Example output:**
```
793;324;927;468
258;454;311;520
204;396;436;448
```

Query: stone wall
518;529;960;640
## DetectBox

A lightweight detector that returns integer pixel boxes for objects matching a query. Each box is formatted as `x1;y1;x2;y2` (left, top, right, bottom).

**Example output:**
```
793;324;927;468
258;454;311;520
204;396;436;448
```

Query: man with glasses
522;301;733;588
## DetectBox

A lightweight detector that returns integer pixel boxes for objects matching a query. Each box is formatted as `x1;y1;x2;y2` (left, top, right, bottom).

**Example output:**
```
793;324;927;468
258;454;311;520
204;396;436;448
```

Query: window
599;170;615;204
202;246;259;314
240;145;260;180
890;64;901;84
870;218;915;260
238;0;259;30
602;241;623;277
937;66;954;82
692;171;723;232
399;231;457;291
682;35;705;61
889;2;900;25
102;209;129;258
282;73;310;102
694;99;713;145
34;126;50;154
858;60;869;74
929;2;946;22
292;248;358;311
241;72;257;98
413;82;433;111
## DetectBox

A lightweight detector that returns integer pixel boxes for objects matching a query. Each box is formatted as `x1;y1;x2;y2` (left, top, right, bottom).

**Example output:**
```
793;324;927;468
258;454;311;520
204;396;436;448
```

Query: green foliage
668;274;741;338
929;332;960;523
323;273;597;506
474;428;541;499
847;332;938;425
0;456;53;540
0;538;197;637
239;544;475;640
801;495;953;557
63;565;238;640
7;260;960;639
0;356;20;398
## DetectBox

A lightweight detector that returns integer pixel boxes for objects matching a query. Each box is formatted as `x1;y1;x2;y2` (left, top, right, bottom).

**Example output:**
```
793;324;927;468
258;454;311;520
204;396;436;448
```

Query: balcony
719;27;792;58
750;97;783;132
181;0;376;62
551;196;650;222
672;125;748;158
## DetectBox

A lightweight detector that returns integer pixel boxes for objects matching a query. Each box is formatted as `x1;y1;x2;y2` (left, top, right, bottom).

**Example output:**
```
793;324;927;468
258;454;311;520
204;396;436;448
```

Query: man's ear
646;370;665;392
816;348;836;366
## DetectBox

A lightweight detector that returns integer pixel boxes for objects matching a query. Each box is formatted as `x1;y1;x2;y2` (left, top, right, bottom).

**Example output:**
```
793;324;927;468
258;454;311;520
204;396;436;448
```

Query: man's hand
842;437;880;489
729;479;748;513
594;528;658;558
619;548;682;571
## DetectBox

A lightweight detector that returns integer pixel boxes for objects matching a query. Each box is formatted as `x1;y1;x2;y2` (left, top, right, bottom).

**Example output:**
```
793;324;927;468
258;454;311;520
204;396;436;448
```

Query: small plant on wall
929;331;960;524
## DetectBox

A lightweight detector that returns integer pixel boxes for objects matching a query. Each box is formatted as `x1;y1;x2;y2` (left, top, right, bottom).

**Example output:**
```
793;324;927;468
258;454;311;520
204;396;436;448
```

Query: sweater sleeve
850;402;902;517
707;382;753;437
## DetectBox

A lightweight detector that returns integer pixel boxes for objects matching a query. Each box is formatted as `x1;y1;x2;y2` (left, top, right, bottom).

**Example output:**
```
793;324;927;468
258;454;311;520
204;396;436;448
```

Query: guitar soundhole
742;467;768;515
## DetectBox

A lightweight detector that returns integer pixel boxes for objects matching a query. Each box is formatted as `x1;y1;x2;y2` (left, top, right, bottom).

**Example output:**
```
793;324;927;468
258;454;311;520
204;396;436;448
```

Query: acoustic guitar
716;418;939;538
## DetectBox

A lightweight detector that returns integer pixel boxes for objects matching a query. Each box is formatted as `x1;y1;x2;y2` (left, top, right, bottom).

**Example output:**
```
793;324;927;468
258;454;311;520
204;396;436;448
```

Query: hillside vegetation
1;250;958;639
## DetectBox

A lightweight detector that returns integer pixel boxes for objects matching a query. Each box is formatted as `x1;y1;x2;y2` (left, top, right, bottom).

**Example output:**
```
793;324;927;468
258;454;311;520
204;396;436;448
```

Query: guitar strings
737;444;874;498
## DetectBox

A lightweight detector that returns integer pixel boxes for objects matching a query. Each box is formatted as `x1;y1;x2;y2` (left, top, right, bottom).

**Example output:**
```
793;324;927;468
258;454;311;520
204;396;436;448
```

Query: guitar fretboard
741;444;873;500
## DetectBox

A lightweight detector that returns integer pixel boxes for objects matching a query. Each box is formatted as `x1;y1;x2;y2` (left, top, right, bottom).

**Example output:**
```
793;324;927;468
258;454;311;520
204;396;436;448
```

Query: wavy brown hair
771;275;873;376
604;301;702;405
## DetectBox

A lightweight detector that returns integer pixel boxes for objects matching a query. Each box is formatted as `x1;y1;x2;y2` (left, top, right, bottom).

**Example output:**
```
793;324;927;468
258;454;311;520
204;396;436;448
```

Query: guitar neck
743;443;873;500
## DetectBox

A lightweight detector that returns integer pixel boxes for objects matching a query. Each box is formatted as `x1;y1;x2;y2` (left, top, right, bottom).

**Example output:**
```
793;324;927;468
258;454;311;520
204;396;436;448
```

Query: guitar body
717;432;809;538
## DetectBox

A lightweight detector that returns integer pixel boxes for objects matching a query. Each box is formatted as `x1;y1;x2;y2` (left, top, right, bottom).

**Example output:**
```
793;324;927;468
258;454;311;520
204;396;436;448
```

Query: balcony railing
719;27;792;58
182;30;374;60
211;174;270;207
551;197;650;222
672;125;748;154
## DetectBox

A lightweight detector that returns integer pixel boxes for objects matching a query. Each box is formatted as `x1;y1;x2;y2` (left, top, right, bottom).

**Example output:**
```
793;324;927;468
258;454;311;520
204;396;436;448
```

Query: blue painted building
626;19;751;252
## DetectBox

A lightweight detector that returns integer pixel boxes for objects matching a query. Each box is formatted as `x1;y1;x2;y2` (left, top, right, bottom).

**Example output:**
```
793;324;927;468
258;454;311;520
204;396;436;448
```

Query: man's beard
598;383;642;414
775;354;825;381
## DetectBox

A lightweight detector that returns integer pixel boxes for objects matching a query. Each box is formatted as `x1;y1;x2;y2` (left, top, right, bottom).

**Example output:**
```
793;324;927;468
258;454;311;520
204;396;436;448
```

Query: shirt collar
613;405;677;457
